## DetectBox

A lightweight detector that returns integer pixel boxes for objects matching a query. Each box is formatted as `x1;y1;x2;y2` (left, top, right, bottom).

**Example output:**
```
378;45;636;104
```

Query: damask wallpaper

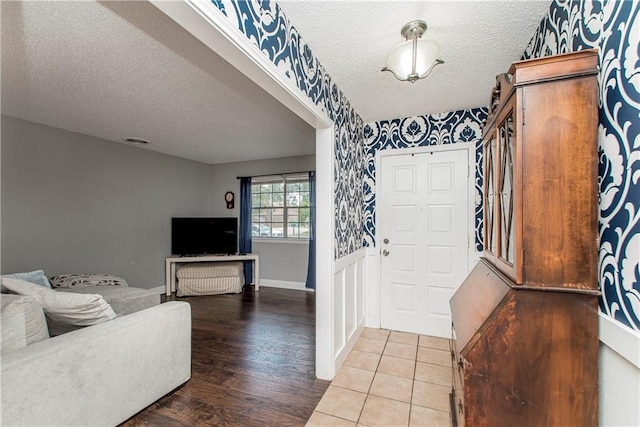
362;109;488;251
205;0;639;327
523;0;639;330
209;0;364;259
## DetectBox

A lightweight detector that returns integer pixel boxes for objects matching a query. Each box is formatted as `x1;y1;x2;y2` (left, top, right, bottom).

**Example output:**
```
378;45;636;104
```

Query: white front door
379;149;469;337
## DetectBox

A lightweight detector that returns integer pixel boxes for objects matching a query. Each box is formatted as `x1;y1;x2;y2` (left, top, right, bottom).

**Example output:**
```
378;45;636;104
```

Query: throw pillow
1;270;52;290
49;273;129;289
2;278;116;336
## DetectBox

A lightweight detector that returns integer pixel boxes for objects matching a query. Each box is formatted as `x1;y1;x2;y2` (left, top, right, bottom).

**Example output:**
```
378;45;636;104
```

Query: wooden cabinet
451;260;599;426
482;49;599;289
450;49;600;426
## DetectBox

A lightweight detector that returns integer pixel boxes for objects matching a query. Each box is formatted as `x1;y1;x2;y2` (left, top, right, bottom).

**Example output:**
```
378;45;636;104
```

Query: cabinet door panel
483;135;497;262
520;80;598;289
499;112;515;265
493;98;518;282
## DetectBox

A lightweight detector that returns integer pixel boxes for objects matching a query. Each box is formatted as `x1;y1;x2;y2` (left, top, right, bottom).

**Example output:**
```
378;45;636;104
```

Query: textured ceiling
279;0;552;123
1;1;315;165
1;1;551;164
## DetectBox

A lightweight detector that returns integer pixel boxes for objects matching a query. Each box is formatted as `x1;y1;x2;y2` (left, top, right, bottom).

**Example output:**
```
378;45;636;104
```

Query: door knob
383;249;390;256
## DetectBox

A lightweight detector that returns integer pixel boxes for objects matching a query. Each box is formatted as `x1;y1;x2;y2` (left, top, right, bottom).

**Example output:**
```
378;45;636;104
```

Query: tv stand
165;254;260;296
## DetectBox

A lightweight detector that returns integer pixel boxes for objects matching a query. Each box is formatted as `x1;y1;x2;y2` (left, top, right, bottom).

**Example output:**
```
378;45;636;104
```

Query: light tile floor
306;329;453;427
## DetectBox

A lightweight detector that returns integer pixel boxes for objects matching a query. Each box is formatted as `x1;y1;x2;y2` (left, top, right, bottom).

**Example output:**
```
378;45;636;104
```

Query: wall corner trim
599;312;640;368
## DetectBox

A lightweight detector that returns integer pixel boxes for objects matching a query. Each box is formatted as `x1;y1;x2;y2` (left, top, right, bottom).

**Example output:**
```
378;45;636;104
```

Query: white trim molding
364;247;380;328
315;126;335;380
253;238;310;245
260;279;312;292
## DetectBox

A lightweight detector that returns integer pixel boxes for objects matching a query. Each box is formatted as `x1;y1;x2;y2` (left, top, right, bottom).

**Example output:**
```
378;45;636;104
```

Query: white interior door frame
375;144;477;324
315;127;334;379
149;0;336;379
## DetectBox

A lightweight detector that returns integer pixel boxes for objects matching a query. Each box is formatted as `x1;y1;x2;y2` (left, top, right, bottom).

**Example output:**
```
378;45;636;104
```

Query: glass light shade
383;38;443;82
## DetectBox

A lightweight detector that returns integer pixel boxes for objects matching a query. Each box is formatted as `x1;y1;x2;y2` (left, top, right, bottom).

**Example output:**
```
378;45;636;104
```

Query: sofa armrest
1;301;191;427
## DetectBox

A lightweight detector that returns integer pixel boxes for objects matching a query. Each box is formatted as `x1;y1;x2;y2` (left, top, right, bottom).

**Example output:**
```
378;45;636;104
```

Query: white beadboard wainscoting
599;313;640;426
364;247;380;329
332;248;366;372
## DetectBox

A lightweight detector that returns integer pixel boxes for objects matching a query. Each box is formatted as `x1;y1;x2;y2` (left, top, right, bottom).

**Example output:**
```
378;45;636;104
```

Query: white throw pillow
1;278;116;335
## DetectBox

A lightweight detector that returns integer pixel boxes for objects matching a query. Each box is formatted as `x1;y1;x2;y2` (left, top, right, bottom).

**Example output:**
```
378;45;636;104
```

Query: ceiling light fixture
382;20;444;83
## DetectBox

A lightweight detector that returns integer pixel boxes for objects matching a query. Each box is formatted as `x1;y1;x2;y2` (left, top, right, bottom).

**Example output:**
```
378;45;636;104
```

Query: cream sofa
1;291;191;426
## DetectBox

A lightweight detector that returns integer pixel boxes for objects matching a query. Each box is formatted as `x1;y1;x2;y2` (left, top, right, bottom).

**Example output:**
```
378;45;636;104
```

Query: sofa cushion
49;273;129;289
1;294;49;352
1;270;52;291
2;278;116;336
56;286;160;316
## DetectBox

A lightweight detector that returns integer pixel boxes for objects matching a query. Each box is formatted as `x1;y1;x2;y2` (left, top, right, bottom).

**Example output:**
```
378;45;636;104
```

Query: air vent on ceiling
123;137;149;145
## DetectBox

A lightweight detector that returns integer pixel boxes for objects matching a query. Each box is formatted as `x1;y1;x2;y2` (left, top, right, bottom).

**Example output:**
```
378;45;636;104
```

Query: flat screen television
171;217;238;255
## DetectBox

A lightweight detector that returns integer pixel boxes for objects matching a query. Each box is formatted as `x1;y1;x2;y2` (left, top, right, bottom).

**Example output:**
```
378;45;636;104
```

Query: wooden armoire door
482;133;497;264
494;99;518;281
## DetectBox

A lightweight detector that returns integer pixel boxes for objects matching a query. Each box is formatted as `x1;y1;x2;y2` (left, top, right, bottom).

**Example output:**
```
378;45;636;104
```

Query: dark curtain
305;171;316;289
239;177;253;285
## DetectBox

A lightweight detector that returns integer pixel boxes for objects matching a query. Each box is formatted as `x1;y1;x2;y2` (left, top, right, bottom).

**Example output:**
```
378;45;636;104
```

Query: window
251;174;310;239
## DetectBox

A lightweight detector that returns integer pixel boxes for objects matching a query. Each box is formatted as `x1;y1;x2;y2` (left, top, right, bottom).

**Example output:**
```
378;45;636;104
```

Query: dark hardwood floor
121;287;329;426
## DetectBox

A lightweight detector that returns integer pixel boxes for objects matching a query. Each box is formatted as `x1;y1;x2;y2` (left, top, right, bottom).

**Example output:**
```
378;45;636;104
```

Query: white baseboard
152;281;313;293
260;279;313;292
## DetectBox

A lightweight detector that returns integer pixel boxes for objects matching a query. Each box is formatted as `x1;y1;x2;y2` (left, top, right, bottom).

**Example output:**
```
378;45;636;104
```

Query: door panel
393;206;416;232
429;205;453;232
380;150;469;337
393;245;416;271
393;283;416;312
393;166;417;192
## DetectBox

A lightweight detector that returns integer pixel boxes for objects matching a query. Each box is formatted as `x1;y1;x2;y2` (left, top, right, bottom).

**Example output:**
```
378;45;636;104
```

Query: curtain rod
236;170;314;180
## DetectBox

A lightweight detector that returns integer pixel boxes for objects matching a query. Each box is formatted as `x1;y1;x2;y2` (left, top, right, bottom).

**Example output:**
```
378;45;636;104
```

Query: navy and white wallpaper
335;100;365;258
524;0;639;330
205;1;639;324
208;0;365;259
363;108;488;251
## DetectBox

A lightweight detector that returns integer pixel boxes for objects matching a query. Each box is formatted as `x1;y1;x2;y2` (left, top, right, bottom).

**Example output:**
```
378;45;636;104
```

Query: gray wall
1;116;212;288
209;155;315;283
1;117;315;288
